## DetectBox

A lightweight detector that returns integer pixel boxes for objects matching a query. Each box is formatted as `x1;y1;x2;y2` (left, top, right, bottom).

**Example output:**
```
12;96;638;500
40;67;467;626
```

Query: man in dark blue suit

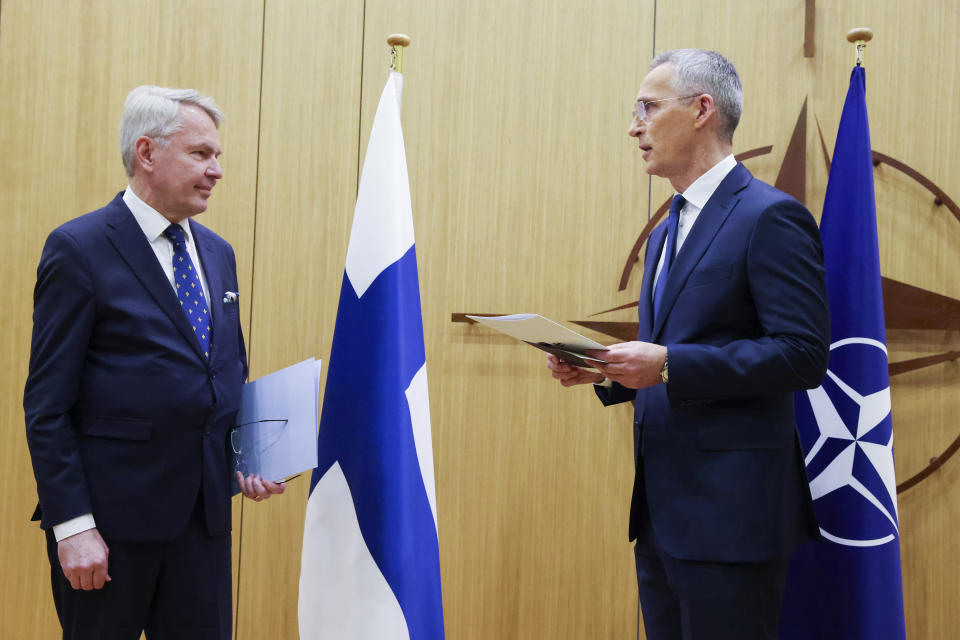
548;50;830;639
24;86;284;639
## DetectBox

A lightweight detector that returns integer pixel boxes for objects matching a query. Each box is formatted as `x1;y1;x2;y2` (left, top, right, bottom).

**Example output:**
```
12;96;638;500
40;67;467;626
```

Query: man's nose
207;158;223;179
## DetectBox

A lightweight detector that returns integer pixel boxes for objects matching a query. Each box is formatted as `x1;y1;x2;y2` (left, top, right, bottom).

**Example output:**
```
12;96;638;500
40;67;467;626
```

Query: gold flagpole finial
387;34;411;73
846;28;873;67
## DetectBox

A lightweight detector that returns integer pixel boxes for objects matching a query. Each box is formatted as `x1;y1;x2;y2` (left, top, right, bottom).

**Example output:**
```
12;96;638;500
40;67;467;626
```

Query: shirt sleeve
53;514;97;542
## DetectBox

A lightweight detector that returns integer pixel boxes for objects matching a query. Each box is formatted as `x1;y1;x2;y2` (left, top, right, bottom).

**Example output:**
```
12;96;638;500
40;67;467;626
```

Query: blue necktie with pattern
652;194;685;320
164;223;212;358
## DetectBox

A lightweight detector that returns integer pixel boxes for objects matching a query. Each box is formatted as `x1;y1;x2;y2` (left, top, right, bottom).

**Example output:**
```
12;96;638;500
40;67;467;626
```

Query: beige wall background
1;1;957;638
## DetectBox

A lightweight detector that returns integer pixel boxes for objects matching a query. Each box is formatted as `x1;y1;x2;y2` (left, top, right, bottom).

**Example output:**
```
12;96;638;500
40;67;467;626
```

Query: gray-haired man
548;50;829;639
25;86;283;639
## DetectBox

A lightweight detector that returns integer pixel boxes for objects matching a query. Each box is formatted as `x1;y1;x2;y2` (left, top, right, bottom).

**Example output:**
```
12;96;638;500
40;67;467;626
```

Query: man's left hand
589;341;667;389
236;472;286;502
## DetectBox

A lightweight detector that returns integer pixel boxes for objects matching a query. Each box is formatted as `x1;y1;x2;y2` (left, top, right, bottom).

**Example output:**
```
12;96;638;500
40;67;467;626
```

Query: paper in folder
466;313;608;368
230;357;322;494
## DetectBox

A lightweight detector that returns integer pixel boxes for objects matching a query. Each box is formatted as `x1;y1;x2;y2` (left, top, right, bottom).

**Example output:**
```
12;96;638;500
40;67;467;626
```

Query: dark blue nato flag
779;66;907;639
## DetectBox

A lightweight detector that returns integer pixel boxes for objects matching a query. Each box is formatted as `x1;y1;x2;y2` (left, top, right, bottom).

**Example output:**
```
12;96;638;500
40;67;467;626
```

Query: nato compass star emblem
797;338;899;547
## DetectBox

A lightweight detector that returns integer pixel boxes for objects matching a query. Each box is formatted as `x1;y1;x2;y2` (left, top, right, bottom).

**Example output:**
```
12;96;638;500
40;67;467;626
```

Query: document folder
466;313;608;368
230;358;321;493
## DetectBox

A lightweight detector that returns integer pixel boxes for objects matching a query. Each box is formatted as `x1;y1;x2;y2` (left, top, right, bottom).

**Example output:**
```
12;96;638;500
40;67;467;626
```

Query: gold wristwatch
659;351;669;384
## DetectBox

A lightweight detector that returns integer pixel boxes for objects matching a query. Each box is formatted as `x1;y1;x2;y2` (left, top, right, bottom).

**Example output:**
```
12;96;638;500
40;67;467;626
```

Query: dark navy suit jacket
25;193;247;542
598;164;829;563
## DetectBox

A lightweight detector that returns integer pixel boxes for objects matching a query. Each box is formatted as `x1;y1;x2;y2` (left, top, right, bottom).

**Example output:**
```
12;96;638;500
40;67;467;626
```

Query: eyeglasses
230;421;302;484
632;94;700;122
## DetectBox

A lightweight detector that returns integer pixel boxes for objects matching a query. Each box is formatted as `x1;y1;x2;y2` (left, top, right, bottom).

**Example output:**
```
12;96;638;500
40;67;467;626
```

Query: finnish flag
298;71;445;639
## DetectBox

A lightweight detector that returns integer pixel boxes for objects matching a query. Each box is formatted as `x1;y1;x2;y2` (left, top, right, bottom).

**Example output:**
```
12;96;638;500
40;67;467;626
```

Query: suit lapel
104;196;208;362
651;164;752;340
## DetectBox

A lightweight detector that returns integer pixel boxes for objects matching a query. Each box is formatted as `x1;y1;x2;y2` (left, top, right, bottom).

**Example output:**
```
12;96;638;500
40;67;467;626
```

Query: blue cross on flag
297;71;445;640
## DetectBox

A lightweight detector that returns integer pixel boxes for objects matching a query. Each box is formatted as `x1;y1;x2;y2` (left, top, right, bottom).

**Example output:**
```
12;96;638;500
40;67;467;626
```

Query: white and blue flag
780;66;906;639
298;71;445;640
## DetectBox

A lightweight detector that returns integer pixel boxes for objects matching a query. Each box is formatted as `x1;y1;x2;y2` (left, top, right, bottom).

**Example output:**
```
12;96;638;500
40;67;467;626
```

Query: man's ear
133;136;155;174
692;94;718;131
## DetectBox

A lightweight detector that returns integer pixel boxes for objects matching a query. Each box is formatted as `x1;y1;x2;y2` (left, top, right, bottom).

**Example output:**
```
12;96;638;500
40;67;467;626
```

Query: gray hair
650;49;742;142
119;86;224;177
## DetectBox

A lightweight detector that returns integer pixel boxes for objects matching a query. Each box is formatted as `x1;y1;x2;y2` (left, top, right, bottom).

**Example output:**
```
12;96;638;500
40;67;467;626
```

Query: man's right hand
547;354;606;386
58;528;111;591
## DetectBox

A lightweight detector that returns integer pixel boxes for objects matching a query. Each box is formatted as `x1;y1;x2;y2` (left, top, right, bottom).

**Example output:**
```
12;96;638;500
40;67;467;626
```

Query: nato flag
779;66;906;639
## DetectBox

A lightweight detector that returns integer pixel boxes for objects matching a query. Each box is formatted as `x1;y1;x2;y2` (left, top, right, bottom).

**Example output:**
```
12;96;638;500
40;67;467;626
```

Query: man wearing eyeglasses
547;49;830;640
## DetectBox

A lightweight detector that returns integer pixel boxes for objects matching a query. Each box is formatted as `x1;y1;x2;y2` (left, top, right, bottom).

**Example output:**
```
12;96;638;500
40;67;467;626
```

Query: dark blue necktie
652;194;685;320
164;224;212;358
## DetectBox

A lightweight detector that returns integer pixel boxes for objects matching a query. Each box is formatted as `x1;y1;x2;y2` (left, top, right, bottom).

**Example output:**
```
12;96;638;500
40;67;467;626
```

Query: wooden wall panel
357;1;653;638
3;1;957;638
0;1;263;637
238;0;654;636
233;1;363;639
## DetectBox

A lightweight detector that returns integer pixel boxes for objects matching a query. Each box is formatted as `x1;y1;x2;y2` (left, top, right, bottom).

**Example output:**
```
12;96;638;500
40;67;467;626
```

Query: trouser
46;500;232;640
634;539;791;640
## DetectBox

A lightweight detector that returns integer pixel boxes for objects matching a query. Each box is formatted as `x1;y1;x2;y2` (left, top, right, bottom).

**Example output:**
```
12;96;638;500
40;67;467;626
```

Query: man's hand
589;341;667;389
236;472;286;502
547;354;606;387
58;528;110;591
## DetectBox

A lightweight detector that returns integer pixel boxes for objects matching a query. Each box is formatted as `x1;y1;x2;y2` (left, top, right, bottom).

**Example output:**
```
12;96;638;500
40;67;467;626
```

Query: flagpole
387;33;411;73
300;29;445;639
846;27;873;67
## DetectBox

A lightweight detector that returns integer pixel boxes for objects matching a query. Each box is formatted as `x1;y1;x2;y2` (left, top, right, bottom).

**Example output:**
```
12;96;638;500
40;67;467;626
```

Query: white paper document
466;313;608;368
231;358;321;493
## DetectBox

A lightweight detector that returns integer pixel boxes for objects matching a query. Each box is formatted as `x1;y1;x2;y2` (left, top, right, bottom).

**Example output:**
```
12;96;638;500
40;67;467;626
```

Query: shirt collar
678;154;737;210
123;186;195;245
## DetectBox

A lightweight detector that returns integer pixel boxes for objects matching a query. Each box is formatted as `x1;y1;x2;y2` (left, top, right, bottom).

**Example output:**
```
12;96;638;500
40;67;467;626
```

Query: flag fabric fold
298;71;445;640
780;66;906;639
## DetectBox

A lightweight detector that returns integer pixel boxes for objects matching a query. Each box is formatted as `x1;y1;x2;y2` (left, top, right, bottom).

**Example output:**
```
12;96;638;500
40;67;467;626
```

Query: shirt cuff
53;514;97;542
594;376;614;388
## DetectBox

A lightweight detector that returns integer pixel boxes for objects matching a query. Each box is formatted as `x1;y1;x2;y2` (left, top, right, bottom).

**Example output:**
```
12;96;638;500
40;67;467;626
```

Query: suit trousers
633;492;790;640
45;500;232;640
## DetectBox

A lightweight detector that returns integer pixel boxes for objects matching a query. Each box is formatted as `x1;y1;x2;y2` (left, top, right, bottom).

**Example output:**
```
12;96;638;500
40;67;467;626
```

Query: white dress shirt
595;154;738;390
122;186;212;310
651;154;738;291
53;187;212;541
